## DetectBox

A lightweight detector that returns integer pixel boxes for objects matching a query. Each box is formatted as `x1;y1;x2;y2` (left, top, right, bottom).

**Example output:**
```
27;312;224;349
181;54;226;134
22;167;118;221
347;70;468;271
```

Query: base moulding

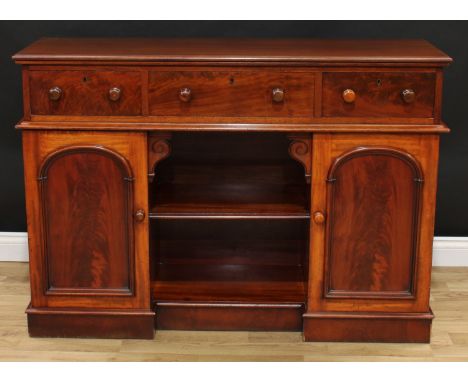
26;304;155;339
155;302;304;331
302;310;434;343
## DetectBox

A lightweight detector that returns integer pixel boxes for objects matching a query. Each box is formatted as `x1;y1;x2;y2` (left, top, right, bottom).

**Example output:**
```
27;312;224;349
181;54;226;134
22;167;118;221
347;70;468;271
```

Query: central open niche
149;132;310;308
151;219;308;303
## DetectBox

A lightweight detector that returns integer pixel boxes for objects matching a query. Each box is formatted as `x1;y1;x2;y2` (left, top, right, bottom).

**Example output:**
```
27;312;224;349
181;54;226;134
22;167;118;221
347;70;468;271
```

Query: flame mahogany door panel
22;131;150;310
41;146;134;296
308;133;440;313
324;146;423;300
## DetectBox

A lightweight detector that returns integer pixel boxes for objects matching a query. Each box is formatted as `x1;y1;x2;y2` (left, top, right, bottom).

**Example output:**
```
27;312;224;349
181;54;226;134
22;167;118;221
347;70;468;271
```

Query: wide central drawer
148;70;315;118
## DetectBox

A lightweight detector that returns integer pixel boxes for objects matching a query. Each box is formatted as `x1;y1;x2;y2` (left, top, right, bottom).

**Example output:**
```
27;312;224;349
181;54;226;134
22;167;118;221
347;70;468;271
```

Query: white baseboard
0;232;467;266
432;236;468;266
0;232;29;262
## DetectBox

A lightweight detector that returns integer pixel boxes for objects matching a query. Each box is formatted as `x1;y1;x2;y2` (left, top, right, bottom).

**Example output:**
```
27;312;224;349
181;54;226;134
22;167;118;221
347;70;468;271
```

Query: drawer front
322;72;436;118
148;71;315;118
29;70;142;116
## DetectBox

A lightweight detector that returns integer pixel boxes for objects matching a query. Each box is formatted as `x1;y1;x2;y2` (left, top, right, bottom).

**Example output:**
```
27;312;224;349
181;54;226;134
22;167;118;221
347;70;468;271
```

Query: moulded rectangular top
12;38;452;65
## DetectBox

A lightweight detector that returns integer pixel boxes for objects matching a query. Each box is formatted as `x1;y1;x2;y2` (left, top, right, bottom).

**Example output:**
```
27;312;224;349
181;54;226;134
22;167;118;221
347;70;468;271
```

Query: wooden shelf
151;233;308;305
152;264;306;304
150;164;309;219
150;208;309;220
153;238;306;266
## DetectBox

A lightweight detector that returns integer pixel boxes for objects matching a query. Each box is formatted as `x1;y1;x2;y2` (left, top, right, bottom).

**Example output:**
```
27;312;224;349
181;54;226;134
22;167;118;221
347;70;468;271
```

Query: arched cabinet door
23;132;149;310
323;146;423;300
38;146;135;296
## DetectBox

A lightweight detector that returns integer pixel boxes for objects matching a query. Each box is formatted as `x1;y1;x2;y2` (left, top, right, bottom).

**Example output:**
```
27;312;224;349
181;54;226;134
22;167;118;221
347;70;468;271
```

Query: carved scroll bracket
287;133;312;183
148;133;172;182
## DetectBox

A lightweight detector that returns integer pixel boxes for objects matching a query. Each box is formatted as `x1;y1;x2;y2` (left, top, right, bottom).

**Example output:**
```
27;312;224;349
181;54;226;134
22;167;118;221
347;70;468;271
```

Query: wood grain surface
148;70;315;117
13;38;452;65
39;146;134;295
322;71;436;118
308;134;440;315
29;70;142;116
324;147;423;299
22;131;150;310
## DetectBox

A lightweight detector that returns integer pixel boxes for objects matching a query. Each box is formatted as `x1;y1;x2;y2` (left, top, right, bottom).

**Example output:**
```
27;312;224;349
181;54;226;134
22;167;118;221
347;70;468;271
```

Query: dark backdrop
0;21;466;235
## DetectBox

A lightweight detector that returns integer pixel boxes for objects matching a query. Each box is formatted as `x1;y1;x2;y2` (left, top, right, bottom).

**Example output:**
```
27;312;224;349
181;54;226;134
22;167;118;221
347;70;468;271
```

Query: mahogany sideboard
13;38;452;342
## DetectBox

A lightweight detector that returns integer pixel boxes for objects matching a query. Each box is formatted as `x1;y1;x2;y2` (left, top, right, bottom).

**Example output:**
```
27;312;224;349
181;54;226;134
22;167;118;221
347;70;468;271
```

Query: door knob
109;87;121;101
313;211;326;224
48;86;62;101
134;209;146;222
272;88;285;103
179;87;192;102
401;89;415;103
342;89;356;103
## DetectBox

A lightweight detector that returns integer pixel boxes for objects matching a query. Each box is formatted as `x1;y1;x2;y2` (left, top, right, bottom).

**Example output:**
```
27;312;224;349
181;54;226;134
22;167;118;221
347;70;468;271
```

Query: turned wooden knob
134;209;145;222
342;89;356;103
108;87;121;101
48;86;62;101
401;89;415;103
272;88;285;103
179;87;192;102
313;211;326;224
